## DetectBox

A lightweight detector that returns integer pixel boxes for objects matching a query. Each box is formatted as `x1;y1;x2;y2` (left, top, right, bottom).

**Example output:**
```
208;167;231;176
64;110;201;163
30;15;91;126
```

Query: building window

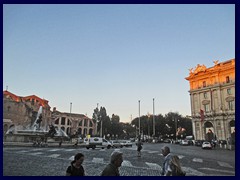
55;118;59;124
7;106;11;112
67;119;71;126
204;92;208;99
79;120;83;126
84;119;88;127
226;76;230;83
228;101;234;110
89;121;93;127
203;81;206;87
61;117;65;125
227;88;232;95
204;104;210;112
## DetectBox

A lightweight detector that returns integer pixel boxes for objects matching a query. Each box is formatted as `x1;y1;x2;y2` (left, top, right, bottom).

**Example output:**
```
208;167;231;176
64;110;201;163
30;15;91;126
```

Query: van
85;137;112;149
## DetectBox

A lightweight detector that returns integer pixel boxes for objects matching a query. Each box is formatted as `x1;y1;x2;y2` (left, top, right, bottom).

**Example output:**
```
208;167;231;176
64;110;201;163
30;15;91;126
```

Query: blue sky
3;4;235;123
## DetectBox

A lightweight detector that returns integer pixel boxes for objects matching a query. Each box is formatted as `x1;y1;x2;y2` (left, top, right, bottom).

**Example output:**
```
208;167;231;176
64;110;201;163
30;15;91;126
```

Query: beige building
185;59;235;141
51;107;96;137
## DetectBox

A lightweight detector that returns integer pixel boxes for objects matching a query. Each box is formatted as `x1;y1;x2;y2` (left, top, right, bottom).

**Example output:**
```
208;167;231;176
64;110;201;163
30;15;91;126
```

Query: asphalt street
3;143;235;176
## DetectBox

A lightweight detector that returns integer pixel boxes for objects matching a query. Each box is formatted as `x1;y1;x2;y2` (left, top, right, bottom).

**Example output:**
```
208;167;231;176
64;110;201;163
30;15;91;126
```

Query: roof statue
188;64;207;76
193;64;207;74
213;60;219;65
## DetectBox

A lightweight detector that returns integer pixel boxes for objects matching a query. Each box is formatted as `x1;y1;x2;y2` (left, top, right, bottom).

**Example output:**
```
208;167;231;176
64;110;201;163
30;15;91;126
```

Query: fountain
5;106;69;144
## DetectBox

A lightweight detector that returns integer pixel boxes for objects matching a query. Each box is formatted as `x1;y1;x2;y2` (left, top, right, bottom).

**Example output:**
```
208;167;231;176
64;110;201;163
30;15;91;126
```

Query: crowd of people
66;143;185;176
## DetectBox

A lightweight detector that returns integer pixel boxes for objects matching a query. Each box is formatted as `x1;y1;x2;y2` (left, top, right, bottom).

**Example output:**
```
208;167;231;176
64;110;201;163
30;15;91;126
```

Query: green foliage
92;107;193;139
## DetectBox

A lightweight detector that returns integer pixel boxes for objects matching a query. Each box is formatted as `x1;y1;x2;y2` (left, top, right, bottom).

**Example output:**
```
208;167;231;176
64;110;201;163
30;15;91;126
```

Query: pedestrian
101;151;123;176
59;138;62;147
66;153;85;176
73;139;78;147
137;138;143;157
169;155;186;176
161;146;172;176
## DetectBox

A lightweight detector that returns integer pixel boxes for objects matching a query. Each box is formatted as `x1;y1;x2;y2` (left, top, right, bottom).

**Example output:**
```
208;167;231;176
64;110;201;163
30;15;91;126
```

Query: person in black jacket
66;153;85;176
136;138;143;157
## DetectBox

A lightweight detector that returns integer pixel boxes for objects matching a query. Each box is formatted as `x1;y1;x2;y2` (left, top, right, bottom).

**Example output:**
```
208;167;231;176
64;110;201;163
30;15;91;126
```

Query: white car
110;140;123;148
120;140;133;147
202;141;212;149
180;139;189;145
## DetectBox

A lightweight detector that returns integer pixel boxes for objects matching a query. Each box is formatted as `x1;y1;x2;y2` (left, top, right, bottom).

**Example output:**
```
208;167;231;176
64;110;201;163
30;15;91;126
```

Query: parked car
202;141;212;149
163;139;171;143
180;139;189;146
120;140;133;147
85;137;112;149
194;140;203;146
110;140;123;148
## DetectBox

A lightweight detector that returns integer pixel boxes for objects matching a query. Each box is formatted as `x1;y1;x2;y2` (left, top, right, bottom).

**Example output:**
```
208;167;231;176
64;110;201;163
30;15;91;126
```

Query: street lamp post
138;100;141;138
100;115;103;138
147;112;150;137
173;118;179;141
69;102;72;135
153;98;155;137
70;102;72;114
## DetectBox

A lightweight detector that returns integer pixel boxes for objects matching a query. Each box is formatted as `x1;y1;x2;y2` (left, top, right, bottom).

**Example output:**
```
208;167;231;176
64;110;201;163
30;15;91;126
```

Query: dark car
195;140;203;146
163;139;171;143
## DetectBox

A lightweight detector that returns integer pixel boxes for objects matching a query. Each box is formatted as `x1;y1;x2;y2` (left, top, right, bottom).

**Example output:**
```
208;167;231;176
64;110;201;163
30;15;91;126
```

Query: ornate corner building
185;59;235;141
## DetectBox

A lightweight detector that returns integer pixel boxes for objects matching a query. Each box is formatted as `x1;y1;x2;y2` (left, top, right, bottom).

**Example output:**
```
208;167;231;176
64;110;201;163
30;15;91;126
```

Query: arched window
55;118;59;125
79;120;83;126
89;121;93;127
84;119;88;127
67;119;71;126
61;117;65;125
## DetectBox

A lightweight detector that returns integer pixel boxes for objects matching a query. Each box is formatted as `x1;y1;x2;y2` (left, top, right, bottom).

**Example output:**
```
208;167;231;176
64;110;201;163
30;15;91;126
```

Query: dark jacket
101;163;120;176
66;161;85;176
137;141;143;151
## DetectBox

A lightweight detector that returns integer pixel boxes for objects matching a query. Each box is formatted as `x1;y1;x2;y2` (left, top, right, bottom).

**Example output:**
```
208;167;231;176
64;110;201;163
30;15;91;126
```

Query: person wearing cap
161;146;172;176
101;151;123;176
66;153;85;176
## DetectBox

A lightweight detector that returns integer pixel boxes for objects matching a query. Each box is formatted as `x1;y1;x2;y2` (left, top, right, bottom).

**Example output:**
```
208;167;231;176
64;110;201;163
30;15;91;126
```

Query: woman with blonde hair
168;155;186;176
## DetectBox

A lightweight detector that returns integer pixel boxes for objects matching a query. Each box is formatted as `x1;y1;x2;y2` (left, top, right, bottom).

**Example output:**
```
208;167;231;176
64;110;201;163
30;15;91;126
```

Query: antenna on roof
6;86;8;91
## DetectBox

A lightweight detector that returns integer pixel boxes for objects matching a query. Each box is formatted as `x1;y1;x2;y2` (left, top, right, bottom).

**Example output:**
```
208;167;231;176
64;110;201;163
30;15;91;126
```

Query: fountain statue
5;106;69;144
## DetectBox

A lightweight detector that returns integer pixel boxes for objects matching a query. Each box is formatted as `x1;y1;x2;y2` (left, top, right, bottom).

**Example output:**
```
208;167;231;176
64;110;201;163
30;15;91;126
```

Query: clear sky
3;4;235;123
